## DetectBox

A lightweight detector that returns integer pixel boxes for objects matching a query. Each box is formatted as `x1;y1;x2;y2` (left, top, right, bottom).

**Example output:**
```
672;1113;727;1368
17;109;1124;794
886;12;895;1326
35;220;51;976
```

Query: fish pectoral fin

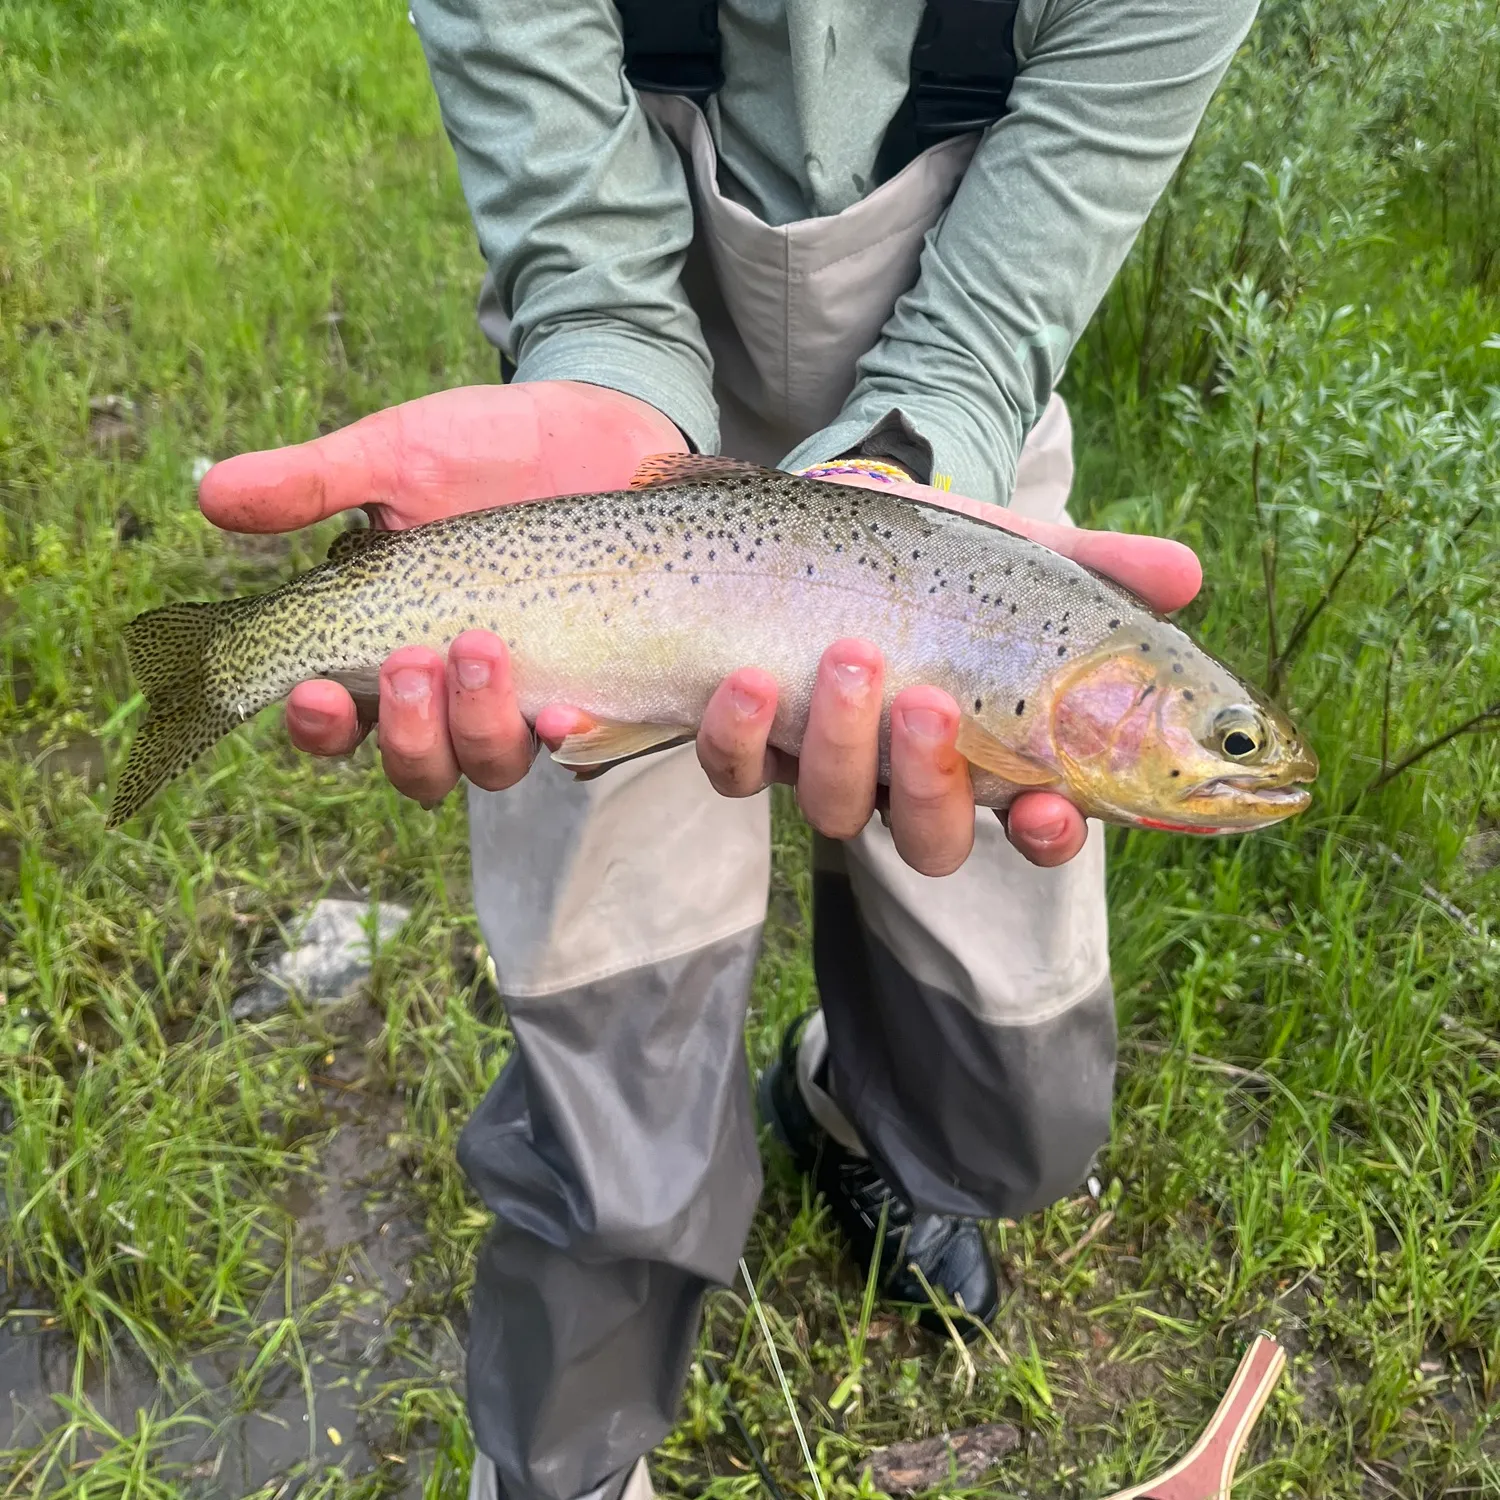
551;719;694;776
956;716;1060;787
629;453;784;489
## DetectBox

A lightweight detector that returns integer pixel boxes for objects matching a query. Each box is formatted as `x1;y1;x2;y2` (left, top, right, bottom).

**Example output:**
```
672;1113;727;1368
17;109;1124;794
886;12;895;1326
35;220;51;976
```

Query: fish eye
1212;707;1265;760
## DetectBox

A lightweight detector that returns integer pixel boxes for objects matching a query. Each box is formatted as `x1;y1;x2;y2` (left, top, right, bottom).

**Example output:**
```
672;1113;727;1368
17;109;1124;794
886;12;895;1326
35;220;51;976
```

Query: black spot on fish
1057;645;1067;656
1183;689;1195;702
974;697;983;712
1108;618;1121;629
1015;699;1025;715
1170;769;1181;778
1173;663;1183;674
1139;642;1150;652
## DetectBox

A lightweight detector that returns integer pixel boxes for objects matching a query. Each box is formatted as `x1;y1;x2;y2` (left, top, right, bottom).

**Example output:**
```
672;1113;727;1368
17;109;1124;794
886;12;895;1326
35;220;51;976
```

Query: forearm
785;0;1260;502
411;0;719;451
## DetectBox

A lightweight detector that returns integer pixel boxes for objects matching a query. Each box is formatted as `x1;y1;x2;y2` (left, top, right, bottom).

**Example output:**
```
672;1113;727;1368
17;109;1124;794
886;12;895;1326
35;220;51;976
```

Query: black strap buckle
877;0;1020;181
618;0;724;102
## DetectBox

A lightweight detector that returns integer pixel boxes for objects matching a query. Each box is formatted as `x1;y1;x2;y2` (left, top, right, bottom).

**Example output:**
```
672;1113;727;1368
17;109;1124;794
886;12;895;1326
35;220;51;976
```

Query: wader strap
617;0;724;101
614;0;1020;178
875;0;1020;182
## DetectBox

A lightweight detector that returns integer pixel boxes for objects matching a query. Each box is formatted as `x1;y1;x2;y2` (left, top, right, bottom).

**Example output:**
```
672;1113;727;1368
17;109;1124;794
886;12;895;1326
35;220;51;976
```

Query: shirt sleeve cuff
780;393;1022;509
511;326;720;456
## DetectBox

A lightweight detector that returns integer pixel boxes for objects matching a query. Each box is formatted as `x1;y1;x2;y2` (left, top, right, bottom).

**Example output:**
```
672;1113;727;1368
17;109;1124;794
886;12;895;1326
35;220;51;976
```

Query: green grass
3;1;1499;1497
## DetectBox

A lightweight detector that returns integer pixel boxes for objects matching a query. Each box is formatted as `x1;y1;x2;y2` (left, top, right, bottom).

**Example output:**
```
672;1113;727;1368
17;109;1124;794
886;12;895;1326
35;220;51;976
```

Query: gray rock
232;898;411;1020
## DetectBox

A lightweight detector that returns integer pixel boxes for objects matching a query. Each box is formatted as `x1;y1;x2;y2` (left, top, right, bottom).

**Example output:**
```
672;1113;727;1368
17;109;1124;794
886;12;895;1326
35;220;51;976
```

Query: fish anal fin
551;719;692;776
629;453;782;489
956;716;1059;787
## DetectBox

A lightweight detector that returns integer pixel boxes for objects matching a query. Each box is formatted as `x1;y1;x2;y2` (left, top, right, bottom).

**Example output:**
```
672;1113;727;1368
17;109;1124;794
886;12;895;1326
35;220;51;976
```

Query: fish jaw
1162;739;1319;832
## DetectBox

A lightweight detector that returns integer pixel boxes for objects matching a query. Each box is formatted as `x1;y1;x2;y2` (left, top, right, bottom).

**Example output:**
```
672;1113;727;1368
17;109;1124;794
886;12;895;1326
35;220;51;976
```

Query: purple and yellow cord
793;457;953;490
793;457;913;485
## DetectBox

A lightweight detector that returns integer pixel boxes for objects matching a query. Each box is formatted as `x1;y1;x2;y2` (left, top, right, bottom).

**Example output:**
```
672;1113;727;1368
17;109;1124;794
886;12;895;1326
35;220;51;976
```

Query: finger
534;703;596;751
198;409;402;534
936;499;1201;614
697;668;779;797
1002;791;1089;868
446;632;536;791
887;687;975;876
795;639;883;838
823;474;1202;614
285;680;368;757
377;647;461;808
1038;528;1201;614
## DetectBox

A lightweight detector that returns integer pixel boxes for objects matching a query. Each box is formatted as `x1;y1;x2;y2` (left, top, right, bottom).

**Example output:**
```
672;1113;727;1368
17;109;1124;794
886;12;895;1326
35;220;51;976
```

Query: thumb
198;411;401;535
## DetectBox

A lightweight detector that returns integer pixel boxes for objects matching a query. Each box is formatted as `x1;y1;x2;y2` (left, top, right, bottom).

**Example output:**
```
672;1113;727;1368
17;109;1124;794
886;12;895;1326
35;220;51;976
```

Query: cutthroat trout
108;453;1317;830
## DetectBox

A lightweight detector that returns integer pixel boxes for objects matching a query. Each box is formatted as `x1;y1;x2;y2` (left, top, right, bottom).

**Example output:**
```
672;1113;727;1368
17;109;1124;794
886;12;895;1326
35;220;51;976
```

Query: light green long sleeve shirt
411;0;1258;505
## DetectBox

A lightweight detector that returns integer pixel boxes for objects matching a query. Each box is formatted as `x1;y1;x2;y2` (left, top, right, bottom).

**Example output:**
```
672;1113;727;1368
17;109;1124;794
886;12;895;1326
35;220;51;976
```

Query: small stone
1462;829;1500;874
864;1423;1020;1496
232;898;411;1020
88;394;141;454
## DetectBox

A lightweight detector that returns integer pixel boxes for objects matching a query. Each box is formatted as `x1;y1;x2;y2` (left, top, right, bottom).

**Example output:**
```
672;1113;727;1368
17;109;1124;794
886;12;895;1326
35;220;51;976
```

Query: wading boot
756;1012;998;1341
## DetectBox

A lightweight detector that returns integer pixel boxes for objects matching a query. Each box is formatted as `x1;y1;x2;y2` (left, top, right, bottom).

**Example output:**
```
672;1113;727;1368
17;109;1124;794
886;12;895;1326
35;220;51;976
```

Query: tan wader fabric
463;93;1114;1500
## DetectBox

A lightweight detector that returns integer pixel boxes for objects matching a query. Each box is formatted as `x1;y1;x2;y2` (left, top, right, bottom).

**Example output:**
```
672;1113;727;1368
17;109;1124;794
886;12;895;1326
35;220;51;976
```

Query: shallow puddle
0;1108;460;1497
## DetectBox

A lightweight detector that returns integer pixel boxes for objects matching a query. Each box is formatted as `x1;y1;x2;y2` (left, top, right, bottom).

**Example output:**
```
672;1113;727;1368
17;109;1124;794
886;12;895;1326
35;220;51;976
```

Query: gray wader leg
805;816;1115;1220
801;394;1116;1220
462;749;770;1500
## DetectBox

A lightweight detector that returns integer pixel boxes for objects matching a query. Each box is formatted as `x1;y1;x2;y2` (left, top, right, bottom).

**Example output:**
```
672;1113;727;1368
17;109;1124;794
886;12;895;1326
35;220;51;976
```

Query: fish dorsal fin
629;453;782;489
956;716;1060;787
326;526;388;565
551;718;693;777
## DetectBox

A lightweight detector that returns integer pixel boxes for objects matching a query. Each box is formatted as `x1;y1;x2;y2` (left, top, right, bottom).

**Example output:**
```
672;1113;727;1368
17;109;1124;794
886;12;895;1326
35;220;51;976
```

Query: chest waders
465;6;1113;1497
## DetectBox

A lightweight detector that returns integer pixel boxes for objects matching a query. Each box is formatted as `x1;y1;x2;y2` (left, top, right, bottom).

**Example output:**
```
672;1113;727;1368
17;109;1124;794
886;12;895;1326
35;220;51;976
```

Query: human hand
198;381;688;801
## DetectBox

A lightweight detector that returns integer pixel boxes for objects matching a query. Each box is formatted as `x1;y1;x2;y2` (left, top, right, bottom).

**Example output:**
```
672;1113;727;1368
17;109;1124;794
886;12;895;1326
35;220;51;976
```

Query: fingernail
899;706;949;743
455;657;491;691
1029;817;1067;843
730;683;767;718
293;704;333;732
390;667;431;706
830;658;872;701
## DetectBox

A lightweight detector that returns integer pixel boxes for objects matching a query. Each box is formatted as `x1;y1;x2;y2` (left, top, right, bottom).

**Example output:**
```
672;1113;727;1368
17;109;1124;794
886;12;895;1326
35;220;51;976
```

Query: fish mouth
1195;777;1312;804
1184;774;1313;822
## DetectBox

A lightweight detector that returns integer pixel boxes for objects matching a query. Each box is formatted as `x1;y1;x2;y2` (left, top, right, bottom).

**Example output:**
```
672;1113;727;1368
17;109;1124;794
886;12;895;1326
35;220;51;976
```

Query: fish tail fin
108;599;257;828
